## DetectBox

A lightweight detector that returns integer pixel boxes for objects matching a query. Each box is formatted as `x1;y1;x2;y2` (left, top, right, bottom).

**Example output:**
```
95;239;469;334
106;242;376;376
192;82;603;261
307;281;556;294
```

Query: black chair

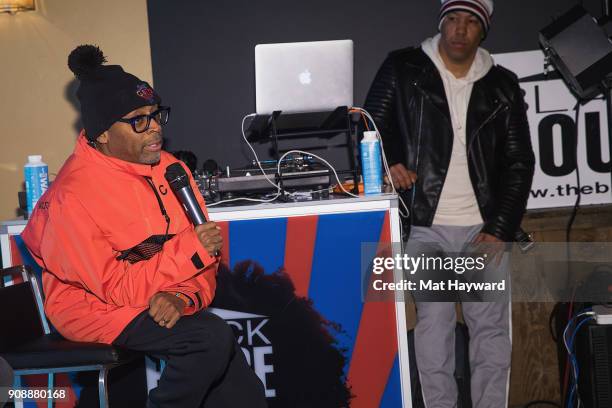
0;265;138;408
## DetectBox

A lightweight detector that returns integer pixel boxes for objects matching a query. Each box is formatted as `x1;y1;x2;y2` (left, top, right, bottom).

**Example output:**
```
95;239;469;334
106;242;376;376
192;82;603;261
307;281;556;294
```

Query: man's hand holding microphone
195;222;223;257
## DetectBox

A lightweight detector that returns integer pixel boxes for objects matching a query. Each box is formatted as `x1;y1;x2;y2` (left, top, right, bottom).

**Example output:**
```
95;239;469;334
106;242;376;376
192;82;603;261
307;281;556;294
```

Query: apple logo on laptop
299;69;312;85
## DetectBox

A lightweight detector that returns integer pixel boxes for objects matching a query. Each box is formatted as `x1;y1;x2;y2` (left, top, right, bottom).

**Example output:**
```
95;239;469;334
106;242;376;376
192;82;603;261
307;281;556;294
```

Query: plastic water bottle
24;155;49;217
360;131;382;195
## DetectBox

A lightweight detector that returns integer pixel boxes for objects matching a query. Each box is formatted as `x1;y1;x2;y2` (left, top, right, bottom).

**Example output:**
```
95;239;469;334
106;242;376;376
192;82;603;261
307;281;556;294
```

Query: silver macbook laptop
255;39;353;115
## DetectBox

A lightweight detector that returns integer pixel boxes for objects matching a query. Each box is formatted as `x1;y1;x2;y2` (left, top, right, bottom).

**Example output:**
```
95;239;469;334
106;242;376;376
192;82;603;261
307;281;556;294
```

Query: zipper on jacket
144;177;171;229
144;176;171;270
413;82;453;131
467;103;508;155
466;103;509;215
411;93;424;217
466;103;509;176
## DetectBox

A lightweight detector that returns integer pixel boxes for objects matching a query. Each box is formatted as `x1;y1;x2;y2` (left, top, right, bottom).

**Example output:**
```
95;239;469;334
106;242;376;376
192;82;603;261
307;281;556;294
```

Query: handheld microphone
164;162;219;256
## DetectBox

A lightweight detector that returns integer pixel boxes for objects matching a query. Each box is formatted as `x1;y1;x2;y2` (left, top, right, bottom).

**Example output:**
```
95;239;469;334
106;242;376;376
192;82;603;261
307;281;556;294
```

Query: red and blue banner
216;210;401;407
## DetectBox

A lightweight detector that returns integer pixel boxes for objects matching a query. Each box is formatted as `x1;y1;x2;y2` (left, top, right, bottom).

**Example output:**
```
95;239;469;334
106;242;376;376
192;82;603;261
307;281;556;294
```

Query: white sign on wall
494;50;611;210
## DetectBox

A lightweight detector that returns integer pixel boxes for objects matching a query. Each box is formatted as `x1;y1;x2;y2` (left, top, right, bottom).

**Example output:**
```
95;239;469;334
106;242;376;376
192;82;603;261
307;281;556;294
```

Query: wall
0;0;153;221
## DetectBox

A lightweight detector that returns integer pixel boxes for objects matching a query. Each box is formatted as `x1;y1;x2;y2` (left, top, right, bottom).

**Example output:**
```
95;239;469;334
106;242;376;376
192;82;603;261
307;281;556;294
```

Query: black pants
114;310;267;408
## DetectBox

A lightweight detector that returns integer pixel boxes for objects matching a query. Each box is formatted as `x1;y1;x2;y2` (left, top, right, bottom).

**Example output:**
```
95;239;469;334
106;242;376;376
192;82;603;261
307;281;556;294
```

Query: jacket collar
468;77;504;127
74;131;155;178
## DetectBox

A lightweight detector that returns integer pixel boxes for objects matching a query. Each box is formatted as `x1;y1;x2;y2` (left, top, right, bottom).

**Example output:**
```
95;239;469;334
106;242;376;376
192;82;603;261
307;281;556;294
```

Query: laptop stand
245;106;362;197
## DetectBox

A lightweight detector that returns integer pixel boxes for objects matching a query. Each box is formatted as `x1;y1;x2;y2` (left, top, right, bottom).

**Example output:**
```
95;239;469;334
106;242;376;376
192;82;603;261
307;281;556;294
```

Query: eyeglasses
117;106;171;133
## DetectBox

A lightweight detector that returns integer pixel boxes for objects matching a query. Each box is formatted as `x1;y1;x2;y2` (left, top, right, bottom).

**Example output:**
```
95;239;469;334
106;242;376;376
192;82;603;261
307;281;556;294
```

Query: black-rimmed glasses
117;106;171;133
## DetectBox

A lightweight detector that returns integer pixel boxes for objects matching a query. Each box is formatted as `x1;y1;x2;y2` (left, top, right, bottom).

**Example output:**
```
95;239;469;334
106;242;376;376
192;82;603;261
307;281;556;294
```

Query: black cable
523;400;562;408
561;101;582;407
549;303;559;342
565;102;582;244
557;101;582;405
564;102;582;295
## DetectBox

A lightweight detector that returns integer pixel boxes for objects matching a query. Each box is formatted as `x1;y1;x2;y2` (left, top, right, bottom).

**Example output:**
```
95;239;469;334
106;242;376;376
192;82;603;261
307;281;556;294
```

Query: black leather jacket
364;47;535;242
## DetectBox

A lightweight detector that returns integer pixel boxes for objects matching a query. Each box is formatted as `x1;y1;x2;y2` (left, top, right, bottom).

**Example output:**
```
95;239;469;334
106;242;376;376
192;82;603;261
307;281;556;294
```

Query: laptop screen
255;39;354;115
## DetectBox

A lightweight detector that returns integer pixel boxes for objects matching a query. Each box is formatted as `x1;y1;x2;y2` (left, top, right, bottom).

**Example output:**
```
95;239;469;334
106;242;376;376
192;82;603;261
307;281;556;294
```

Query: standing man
364;1;534;406
22;45;267;408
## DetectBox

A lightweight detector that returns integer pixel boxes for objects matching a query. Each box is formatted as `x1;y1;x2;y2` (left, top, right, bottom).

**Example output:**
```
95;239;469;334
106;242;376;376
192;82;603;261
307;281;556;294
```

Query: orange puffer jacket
22;133;218;344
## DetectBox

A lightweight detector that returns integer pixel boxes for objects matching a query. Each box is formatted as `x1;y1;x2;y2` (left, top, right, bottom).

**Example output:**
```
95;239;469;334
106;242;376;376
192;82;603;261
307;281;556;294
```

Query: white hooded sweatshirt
421;33;494;226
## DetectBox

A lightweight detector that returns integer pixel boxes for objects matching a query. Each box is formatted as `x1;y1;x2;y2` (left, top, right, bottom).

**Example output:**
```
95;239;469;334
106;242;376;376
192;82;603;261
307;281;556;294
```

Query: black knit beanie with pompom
67;44;161;141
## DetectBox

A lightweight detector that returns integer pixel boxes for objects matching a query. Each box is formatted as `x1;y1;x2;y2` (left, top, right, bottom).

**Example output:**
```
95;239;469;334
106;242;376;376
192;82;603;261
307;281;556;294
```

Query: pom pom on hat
67;45;107;80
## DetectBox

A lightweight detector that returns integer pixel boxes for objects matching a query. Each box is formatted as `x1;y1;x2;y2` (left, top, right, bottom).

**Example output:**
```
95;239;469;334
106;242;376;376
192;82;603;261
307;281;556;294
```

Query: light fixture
0;0;35;14
539;5;612;101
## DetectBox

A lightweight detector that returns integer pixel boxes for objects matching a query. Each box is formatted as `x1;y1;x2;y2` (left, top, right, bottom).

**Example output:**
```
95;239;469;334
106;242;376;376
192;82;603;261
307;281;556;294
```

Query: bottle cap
362;131;378;141
28;155;42;163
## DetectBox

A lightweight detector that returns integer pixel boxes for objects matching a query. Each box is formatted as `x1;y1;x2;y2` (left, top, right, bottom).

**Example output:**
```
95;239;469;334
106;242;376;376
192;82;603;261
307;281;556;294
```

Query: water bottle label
360;141;382;195
24;165;49;216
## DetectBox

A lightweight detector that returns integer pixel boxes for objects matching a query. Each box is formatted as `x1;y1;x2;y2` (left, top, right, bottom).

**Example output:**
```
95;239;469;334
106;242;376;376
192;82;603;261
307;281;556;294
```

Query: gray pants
409;224;512;408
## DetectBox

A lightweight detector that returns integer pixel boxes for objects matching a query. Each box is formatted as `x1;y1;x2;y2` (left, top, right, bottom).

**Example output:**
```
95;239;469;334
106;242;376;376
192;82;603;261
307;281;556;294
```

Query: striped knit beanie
439;0;494;35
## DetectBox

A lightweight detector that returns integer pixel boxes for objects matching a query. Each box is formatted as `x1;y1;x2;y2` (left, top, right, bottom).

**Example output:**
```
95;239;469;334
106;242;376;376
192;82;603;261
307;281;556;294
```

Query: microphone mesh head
164;162;190;191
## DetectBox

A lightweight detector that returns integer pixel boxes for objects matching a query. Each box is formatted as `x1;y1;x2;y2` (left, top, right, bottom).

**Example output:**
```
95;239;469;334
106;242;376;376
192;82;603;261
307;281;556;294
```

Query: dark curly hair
211;261;353;407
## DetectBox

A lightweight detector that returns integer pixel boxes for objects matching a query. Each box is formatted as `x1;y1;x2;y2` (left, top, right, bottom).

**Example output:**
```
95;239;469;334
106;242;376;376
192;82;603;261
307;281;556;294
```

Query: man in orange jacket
21;45;267;408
